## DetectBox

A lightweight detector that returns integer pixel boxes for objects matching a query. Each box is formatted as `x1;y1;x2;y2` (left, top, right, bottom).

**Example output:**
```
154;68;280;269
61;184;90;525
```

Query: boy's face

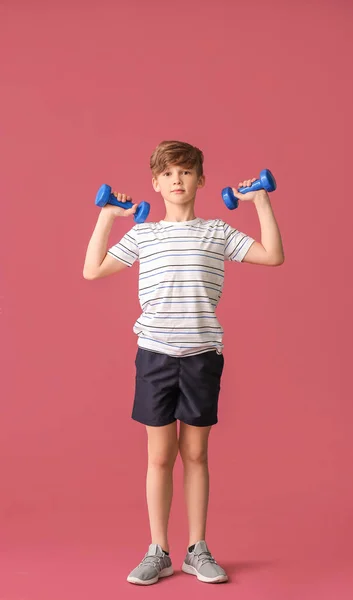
152;164;205;205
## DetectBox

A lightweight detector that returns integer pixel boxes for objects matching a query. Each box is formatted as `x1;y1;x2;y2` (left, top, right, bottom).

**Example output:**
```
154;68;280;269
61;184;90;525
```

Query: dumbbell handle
106;193;134;210
238;179;263;194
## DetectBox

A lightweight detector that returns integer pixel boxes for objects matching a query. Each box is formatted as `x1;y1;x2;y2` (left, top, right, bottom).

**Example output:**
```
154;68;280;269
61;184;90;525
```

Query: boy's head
150;140;205;204
150;140;204;178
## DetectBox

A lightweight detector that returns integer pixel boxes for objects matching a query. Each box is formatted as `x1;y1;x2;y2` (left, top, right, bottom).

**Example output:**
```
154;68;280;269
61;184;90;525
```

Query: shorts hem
177;417;218;427
131;416;177;427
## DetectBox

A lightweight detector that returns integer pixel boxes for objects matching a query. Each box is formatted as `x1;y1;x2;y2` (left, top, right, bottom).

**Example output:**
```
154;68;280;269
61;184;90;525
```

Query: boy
83;140;284;585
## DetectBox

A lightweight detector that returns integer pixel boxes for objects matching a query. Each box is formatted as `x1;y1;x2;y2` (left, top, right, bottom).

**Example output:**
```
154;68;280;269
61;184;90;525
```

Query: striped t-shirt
107;217;255;357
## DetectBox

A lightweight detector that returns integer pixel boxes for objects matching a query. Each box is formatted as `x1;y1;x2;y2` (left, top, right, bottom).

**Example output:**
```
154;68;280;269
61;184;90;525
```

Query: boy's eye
163;171;191;177
163;170;190;176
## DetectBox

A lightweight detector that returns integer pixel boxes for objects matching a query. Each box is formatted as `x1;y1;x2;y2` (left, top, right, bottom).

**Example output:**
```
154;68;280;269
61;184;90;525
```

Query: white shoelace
139;555;163;570
197;551;218;567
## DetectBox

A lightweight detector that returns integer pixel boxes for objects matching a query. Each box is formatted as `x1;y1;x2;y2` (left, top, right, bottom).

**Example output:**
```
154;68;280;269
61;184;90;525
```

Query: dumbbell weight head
222;169;277;210
95;184;150;224
222;187;239;210
259;169;277;192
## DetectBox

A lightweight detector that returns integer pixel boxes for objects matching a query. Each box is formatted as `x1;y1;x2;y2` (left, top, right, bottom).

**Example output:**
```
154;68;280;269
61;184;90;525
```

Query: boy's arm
242;191;285;266
83;210;128;279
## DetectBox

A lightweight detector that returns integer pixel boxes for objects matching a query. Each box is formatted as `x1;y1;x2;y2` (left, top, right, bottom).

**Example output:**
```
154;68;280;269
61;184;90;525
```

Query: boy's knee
179;447;208;464
148;447;178;468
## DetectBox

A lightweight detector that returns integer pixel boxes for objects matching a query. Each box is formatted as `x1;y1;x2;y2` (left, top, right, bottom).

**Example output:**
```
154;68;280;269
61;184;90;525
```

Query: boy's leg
178;423;212;547
146;421;179;553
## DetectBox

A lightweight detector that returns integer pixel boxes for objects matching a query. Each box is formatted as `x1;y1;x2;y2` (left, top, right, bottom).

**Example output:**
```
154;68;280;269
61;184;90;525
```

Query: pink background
1;0;353;598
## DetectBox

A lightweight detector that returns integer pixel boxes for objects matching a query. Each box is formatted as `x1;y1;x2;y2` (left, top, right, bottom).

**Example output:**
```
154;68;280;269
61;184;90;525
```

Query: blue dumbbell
222;169;277;210
95;184;150;224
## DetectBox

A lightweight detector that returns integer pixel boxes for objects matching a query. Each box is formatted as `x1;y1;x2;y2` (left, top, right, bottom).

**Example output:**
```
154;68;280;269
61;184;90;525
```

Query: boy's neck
162;207;196;223
162;215;197;223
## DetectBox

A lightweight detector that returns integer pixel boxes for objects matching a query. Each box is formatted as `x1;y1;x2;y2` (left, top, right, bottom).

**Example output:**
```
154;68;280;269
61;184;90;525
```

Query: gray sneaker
182;540;228;583
127;543;174;585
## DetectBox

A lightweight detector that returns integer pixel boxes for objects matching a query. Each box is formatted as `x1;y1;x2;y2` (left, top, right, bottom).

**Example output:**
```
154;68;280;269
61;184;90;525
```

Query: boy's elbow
271;254;285;266
83;269;98;280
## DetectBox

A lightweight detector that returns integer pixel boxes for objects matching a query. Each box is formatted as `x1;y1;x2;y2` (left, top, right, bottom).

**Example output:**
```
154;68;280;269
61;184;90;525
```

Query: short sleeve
107;225;139;267
222;221;255;262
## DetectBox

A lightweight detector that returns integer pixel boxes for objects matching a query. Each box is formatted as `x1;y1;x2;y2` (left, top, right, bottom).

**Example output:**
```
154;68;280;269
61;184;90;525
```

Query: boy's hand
101;191;137;218
231;178;269;203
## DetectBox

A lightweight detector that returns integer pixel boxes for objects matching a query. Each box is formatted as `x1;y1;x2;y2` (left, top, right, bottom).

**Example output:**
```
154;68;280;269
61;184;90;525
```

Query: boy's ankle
152;542;169;554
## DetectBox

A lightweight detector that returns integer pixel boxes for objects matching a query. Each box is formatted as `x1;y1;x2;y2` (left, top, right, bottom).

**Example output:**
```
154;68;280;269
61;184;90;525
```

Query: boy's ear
152;177;160;192
198;175;206;188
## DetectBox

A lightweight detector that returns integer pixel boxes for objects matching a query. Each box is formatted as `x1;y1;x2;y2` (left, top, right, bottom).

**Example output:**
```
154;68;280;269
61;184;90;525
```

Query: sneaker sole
127;565;174;585
182;562;228;583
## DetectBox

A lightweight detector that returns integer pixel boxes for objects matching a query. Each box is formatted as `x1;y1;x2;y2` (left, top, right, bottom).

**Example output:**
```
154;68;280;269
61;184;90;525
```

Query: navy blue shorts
132;347;225;427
